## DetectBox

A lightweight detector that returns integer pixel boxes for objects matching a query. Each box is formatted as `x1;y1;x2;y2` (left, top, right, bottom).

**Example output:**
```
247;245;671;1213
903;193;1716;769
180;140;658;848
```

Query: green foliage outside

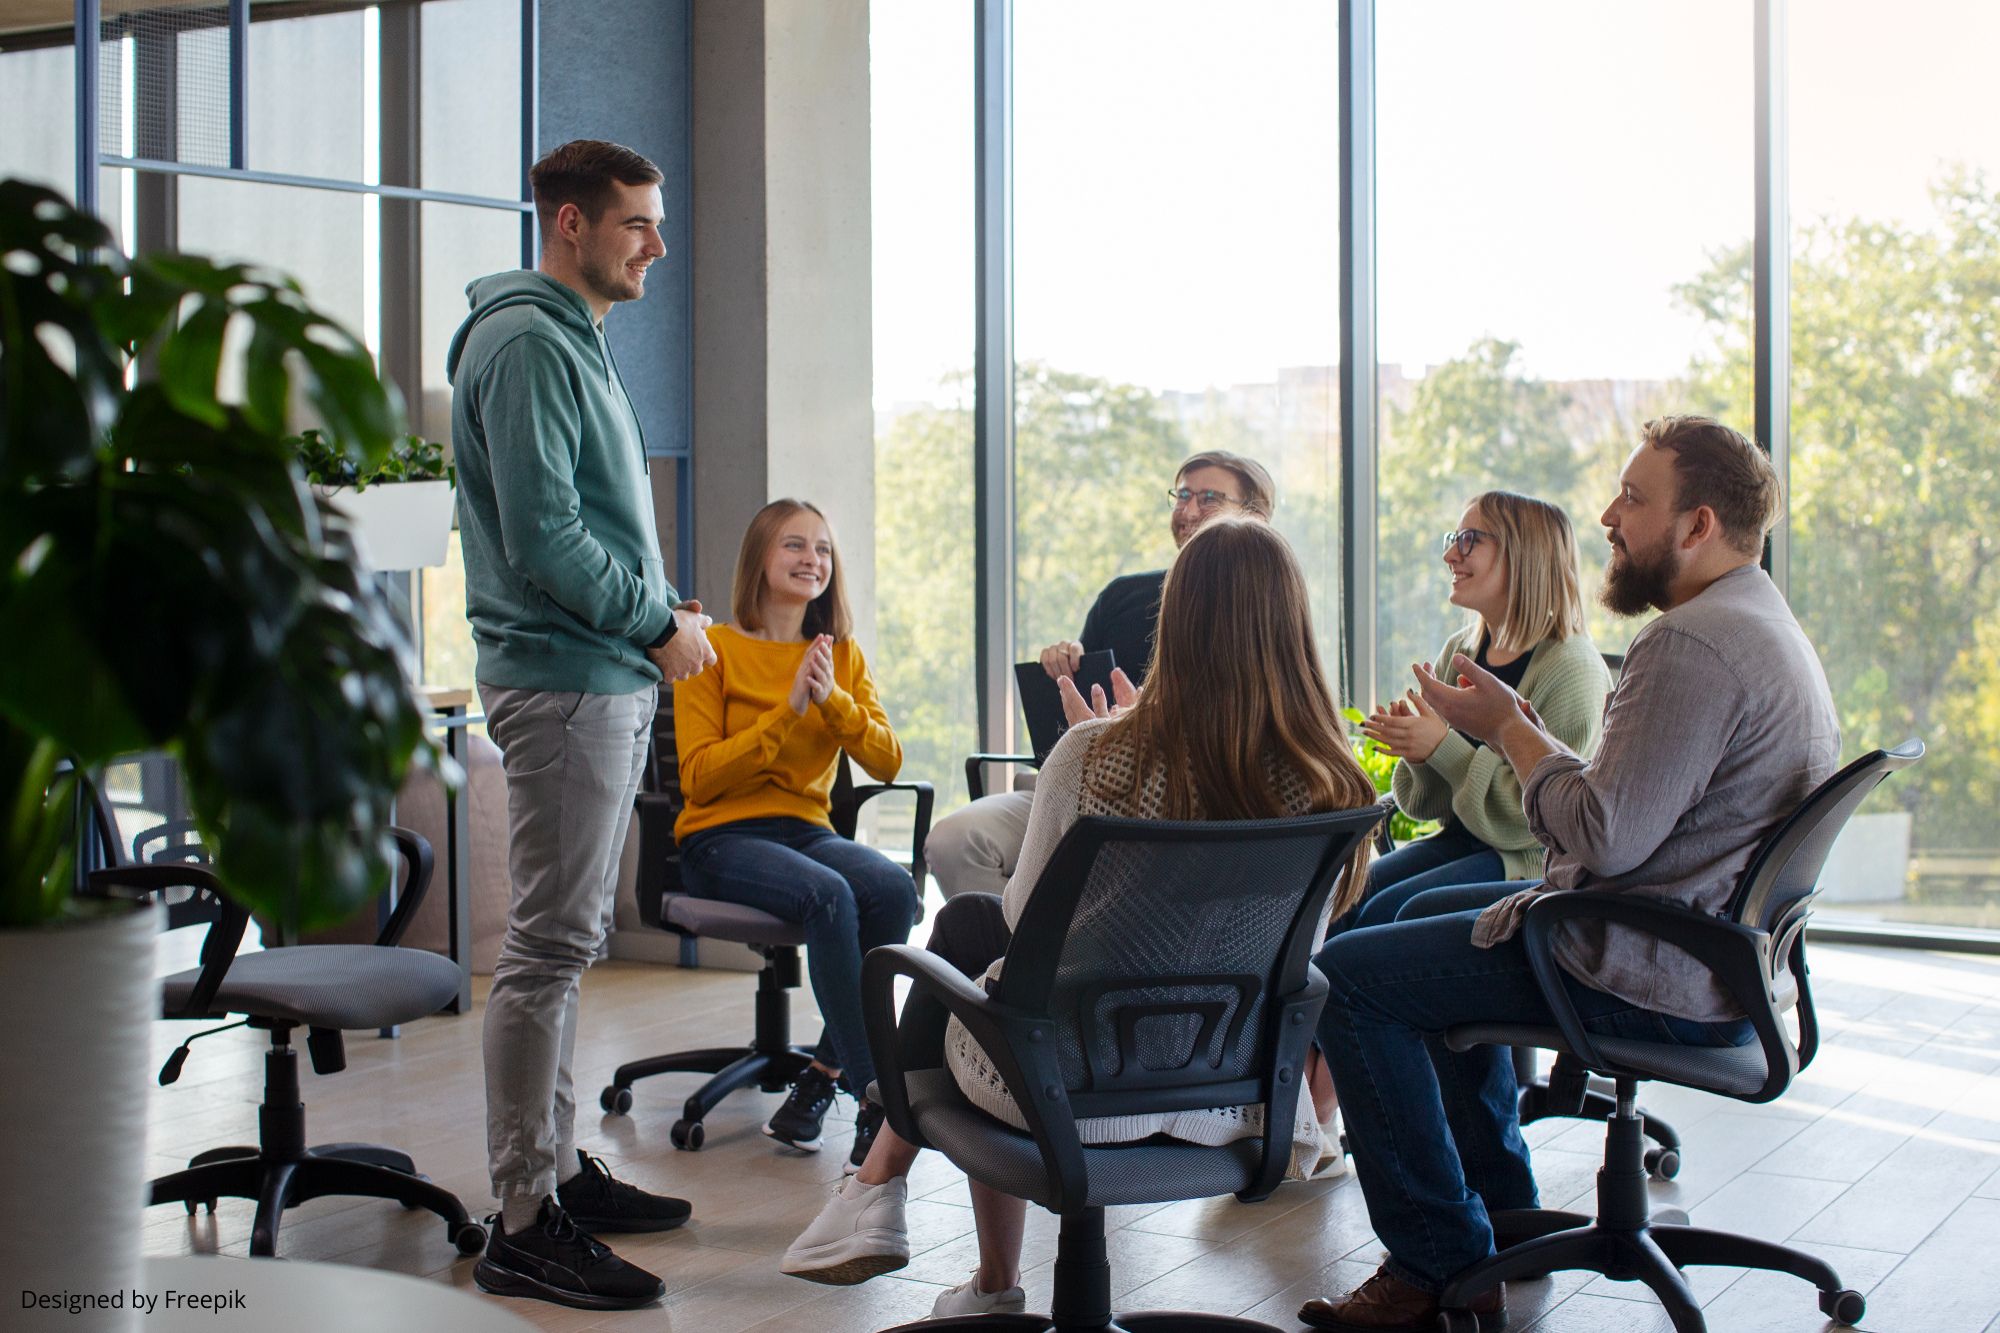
874;173;1998;920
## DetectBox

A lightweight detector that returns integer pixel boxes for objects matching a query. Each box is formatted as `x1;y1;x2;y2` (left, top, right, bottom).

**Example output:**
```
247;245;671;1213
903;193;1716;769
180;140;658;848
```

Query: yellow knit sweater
672;625;903;841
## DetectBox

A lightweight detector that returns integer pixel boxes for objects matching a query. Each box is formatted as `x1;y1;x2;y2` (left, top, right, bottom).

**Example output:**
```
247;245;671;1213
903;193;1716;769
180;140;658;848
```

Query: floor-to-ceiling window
1011;0;1342;723
870;0;978;854
1787;0;2000;934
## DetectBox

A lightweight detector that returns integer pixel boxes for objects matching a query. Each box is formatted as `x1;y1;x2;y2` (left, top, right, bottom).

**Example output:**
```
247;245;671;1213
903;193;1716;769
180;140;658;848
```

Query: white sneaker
779;1175;910;1285
931;1273;1028;1317
1311;1113;1349;1180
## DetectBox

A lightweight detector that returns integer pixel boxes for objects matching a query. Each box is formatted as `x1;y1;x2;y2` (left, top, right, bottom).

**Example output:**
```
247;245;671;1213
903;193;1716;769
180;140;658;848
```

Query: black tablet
1013;650;1119;765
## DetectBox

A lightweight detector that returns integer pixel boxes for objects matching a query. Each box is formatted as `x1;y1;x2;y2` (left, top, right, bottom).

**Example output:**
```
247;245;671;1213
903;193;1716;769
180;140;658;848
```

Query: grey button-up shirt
1472;564;1840;1022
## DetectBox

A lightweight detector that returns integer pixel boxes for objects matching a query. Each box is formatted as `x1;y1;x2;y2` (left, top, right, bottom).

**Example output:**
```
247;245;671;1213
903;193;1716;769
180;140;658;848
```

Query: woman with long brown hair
675;499;919;1163
781;517;1377;1318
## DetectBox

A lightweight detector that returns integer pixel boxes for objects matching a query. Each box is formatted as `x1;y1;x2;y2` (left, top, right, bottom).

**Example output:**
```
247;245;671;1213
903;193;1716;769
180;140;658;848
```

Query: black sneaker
765;1065;839;1151
846;1102;886;1174
556;1150;692;1233
474;1199;665;1311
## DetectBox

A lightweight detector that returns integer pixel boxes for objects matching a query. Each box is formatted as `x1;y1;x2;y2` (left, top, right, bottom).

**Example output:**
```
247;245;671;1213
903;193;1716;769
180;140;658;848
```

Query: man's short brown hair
528;139;664;241
1177;449;1278;518
1642;415;1782;556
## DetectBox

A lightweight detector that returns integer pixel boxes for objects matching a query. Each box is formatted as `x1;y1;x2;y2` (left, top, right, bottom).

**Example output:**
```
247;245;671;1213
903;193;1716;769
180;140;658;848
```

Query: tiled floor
140;942;2000;1332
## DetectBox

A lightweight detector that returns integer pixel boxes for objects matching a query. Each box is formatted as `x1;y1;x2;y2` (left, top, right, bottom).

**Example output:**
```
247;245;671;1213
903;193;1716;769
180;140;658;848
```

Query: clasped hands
788;633;837;716
647;600;717;683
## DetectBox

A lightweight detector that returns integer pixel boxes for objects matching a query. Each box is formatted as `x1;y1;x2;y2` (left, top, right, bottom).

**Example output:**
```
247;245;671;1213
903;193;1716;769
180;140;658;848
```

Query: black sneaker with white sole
846;1102;886;1174
556;1150;692;1233
765;1064;839;1152
474;1199;665;1311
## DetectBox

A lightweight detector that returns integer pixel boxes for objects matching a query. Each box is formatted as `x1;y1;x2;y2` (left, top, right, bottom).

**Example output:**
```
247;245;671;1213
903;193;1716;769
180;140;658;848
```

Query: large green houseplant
0;178;440;930
0;178;441;1313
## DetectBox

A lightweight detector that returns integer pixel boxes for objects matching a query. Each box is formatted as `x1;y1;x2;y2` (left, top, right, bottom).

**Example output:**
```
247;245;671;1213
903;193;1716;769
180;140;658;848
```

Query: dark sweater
1078;570;1167;686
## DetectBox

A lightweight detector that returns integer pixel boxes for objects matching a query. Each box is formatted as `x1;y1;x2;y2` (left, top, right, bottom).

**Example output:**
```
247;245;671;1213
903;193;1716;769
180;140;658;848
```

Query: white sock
501;1193;547;1232
555;1144;582;1185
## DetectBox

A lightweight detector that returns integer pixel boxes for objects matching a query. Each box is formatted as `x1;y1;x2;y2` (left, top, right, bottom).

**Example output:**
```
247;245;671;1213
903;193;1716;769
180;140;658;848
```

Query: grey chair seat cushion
162;945;463;1029
904;1068;1266;1209
1447;1023;1771;1097
662;892;807;947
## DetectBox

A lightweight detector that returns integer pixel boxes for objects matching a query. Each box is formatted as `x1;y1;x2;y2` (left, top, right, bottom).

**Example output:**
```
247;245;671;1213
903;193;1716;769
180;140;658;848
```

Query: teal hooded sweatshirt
446;270;679;695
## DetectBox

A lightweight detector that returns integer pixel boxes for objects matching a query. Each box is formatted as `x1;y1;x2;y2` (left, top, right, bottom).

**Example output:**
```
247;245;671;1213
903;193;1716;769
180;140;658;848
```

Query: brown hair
730;499;853;641
1177;450;1278;518
1641;415;1783;556
1466;490;1588;654
1092;518;1377;914
528;139;664;242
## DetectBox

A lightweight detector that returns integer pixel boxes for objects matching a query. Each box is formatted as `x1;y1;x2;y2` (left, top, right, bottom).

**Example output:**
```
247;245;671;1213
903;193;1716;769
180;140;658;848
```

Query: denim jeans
1314;881;1753;1293
679;816;919;1095
1329;821;1507;936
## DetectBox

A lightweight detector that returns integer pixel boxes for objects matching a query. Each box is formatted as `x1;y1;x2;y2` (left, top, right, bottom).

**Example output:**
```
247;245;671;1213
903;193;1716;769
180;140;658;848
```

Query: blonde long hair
730;499;853;640
1091;518;1377;913
1468;490;1587;655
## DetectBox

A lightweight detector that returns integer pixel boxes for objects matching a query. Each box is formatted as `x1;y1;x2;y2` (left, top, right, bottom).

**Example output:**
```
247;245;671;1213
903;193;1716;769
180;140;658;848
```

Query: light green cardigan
1390;625;1612;880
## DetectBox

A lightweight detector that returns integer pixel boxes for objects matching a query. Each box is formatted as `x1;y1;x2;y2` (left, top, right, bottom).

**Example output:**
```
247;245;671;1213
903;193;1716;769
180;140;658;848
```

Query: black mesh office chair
93;824;483;1259
599;689;933;1149
866;806;1386;1333
1424;740;1923;1333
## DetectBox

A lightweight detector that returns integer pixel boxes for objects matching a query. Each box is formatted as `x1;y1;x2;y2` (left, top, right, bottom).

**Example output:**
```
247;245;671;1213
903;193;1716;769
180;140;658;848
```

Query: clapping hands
1359;675;1451;763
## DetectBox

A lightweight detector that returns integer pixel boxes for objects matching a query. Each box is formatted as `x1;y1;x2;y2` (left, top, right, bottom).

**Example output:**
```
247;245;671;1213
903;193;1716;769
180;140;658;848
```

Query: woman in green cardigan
1298;490;1611;1170
1354;489;1611;922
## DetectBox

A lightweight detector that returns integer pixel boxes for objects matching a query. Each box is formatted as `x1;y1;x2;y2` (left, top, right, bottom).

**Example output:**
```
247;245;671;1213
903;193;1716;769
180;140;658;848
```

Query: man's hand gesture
1413;654;1538;749
648;599;716;684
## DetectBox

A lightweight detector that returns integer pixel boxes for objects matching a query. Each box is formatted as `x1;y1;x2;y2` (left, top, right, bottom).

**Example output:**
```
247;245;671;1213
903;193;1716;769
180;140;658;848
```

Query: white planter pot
0;902;159;1333
1816;810;1915;905
316;479;456;572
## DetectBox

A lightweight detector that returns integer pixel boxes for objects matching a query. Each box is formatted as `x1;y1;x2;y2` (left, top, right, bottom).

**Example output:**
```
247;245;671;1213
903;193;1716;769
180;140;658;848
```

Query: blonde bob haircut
729;498;853;641
1465;490;1587;655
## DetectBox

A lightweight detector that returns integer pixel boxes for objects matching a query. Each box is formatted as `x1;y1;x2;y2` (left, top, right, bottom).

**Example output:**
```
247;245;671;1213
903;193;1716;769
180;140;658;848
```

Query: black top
1078;569;1167;687
1452;632;1534;748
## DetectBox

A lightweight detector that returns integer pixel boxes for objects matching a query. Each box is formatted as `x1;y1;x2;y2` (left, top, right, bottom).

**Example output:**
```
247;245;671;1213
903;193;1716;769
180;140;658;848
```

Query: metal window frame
973;0;1015;757
1338;0;1378;713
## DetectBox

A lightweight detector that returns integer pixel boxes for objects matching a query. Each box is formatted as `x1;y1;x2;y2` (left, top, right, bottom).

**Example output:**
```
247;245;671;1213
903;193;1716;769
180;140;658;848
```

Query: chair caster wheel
670;1119;704;1151
1653;1207;1689;1227
452;1220;488;1255
1436;1308;1482;1333
183;1199;216;1216
1820;1288;1865;1324
1644;1146;1681;1179
601;1085;634;1115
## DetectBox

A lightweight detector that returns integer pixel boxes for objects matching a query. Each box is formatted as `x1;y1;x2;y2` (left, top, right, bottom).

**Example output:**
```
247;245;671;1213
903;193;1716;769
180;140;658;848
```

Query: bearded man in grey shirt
1298;417;1838;1333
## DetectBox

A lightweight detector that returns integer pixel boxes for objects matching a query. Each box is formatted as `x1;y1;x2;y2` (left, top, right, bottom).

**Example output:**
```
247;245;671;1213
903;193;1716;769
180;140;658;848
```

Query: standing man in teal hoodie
448;139;713;1313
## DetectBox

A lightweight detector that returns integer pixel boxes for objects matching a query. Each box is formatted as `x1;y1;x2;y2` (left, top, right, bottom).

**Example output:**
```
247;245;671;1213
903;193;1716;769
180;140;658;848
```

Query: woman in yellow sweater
674;499;918;1161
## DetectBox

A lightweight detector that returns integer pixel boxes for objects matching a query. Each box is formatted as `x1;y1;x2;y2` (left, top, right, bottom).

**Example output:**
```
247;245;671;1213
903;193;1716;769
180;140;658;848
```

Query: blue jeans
1314;881;1753;1293
679;816;919;1095
1330;821;1508;936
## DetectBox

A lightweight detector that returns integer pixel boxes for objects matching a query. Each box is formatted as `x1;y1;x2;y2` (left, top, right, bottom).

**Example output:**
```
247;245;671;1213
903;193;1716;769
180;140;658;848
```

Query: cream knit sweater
943;715;1328;1179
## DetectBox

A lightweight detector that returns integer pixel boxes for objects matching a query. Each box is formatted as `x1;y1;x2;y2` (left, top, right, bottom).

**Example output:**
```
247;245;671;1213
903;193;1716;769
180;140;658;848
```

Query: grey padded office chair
93;824;482;1259
1424;740;1923;1333
865;806;1386;1333
600;689;934;1149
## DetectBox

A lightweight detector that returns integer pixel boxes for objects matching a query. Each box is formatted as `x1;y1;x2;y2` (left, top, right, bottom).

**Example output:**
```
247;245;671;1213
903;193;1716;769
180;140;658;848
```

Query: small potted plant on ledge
294;428;457;572
0;178;439;1325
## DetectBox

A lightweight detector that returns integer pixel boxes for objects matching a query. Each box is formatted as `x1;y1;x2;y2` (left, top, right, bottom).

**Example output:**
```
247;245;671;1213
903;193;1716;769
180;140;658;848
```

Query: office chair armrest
861;944;1090;1209
1371;794;1398;856
846;780;936;895
88;863;248;1019
1243;967;1330;1203
632;789;680;930
375;826;435;948
964;753;1037;802
1518;890;1795;1102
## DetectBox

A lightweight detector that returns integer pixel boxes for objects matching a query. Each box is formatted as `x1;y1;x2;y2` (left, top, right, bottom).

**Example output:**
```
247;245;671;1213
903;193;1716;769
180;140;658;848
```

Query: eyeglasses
1441;528;1498;558
1167;487;1245;513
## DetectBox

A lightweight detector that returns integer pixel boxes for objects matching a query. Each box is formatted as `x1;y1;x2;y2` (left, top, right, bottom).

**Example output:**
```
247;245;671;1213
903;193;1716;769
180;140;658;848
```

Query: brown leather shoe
1298;1265;1506;1331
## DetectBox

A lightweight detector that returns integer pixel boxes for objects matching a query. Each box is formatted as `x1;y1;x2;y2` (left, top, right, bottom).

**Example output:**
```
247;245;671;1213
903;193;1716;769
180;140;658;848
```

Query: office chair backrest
1729;739;1926;939
995;807;1382;1123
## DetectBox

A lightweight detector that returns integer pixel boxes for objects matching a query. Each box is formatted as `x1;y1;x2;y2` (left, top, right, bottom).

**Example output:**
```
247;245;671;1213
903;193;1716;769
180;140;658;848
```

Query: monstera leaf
0;178;440;930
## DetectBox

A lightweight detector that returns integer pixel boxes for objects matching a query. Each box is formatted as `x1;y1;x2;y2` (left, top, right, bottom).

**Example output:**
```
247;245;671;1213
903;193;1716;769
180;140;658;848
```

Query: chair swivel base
600;1043;818;1149
152;1143;484;1259
895;1313;1285;1333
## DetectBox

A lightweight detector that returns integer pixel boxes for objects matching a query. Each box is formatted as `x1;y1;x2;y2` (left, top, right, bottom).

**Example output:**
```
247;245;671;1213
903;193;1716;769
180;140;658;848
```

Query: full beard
1599;537;1675;616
